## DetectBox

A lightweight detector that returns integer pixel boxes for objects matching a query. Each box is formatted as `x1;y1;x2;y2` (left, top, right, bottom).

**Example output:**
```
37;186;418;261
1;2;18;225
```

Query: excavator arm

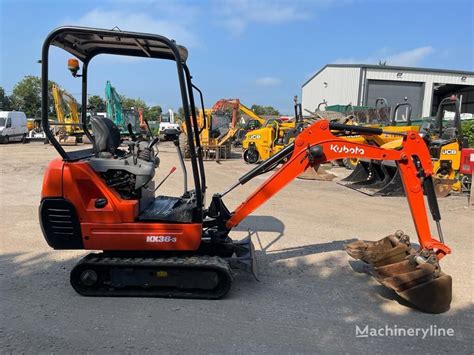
217;119;452;313
225;120;450;259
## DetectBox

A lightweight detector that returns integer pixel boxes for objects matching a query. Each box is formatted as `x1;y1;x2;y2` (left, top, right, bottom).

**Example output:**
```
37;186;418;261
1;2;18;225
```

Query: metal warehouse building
302;64;474;118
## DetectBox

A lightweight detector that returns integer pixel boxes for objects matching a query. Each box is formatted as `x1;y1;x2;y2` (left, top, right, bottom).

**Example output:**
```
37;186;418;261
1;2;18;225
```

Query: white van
0;111;28;143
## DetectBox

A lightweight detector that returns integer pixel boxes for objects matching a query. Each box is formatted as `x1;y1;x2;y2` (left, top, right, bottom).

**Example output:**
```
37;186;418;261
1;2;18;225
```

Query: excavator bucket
345;231;452;313
345;230;412;267
338;160;405;196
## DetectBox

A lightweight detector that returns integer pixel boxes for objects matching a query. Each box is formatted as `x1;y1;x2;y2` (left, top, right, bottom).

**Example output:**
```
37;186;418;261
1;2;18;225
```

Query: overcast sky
1;0;473;114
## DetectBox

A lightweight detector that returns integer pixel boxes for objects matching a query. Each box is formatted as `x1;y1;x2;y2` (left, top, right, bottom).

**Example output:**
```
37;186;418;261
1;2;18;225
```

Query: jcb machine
51;84;84;145
341;97;465;197
242;98;304;163
180;98;240;159
39;27;452;314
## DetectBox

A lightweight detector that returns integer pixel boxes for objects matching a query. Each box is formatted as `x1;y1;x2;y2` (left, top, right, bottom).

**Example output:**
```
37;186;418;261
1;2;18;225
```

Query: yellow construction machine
242;98;305;164
51;84;83;145
340;96;465;197
340;102;419;169
180;98;240;159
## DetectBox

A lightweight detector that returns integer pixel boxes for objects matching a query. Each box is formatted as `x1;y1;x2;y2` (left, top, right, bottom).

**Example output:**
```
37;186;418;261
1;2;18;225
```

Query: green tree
263;106;280;116
0;87;12;110
147;105;162;121
10;76;42;117
462;120;474;147
88;95;106;111
9;76;57;117
251;104;280;116
251;104;265;116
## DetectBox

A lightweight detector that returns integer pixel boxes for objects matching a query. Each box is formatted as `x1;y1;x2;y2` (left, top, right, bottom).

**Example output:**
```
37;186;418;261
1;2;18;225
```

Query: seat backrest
90;116;121;154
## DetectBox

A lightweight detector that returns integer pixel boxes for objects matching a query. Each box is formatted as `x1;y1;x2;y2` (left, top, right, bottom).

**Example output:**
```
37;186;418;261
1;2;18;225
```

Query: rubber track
70;253;233;299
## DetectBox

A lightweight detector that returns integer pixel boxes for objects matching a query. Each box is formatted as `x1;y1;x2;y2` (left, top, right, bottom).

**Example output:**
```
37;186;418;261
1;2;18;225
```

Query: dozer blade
298;164;336;181
345;230;412;267
372;255;452;314
339;160;405;196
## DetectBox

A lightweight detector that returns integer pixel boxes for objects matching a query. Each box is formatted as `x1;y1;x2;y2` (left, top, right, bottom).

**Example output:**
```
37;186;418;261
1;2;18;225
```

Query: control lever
127;123;137;141
153;167;177;192
147;137;159;150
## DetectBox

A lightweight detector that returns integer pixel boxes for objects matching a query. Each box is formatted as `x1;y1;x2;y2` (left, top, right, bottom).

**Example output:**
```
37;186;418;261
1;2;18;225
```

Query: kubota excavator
39;27;452;314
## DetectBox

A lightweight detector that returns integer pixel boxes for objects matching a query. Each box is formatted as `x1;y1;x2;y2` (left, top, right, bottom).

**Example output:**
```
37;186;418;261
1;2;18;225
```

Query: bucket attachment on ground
338;160;405;196
345;230;412;267
433;177;456;198
298;164;336;181
345;232;452;313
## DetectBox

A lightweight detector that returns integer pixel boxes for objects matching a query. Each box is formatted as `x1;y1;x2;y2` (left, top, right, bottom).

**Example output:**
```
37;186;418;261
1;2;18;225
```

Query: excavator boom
226;120;450;257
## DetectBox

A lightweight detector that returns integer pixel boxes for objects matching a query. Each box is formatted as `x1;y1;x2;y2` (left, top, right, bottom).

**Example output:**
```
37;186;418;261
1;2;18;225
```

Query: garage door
365;80;424;119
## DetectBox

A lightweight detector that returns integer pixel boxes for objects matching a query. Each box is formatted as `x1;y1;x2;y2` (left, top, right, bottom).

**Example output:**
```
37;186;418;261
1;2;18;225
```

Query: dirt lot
1;141;472;353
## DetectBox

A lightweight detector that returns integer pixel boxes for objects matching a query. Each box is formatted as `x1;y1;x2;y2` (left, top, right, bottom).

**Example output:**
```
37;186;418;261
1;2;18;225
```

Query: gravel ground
0;141;472;354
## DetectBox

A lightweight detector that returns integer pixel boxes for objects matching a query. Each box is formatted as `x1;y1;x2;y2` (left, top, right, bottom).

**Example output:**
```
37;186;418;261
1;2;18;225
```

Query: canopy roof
48;26;188;62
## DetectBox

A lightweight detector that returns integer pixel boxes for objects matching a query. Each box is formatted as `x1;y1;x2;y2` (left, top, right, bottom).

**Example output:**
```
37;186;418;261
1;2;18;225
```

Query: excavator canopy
48;26;188;62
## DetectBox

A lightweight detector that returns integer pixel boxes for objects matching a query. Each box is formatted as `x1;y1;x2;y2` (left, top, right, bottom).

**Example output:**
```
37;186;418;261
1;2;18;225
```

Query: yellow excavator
180;98;240;159
340;96;465;197
51;84;83;145
340;101;419;169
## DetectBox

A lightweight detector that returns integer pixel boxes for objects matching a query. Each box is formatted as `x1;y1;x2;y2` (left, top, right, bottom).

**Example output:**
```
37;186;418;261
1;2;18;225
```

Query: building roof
302;64;474;88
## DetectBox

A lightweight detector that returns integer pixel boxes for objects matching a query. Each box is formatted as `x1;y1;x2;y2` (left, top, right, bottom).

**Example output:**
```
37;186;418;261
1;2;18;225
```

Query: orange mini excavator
39;27;452;313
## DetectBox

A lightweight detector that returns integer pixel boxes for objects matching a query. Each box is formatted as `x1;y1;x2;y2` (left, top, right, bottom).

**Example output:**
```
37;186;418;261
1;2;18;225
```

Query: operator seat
90;116;121;158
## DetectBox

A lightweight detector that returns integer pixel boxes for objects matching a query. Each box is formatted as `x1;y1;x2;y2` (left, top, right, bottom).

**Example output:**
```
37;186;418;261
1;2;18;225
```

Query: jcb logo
442;149;457;155
146;235;177;243
248;134;261;140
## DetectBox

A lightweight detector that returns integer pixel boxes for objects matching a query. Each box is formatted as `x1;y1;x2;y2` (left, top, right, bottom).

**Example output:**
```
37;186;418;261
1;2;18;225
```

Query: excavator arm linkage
227;120;451;259
222;119;453;313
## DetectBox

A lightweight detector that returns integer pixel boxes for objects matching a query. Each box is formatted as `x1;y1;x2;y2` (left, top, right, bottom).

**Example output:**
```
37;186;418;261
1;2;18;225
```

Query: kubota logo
146;236;177;243
330;144;365;155
441;149;457;155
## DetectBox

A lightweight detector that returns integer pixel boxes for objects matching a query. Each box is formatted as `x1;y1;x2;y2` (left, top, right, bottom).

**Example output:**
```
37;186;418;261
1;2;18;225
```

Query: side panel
82;222;202;251
62;162;138;223
40;160;202;251
41;158;64;198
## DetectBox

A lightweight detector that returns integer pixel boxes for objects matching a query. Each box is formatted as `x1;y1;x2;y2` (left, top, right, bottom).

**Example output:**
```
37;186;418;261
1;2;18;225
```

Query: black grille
40;198;83;249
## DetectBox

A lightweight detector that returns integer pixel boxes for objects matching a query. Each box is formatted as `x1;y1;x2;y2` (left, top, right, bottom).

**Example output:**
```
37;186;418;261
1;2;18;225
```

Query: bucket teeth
345;235;452;313
344;230;412;267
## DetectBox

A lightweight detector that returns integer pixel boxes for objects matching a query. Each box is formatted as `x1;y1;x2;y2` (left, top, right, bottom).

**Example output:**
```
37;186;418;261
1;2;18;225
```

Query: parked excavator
180;98;240;159
341;96;465;197
232;101;266;146
51;84;84;145
105;80;141;135
39;26;452;314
